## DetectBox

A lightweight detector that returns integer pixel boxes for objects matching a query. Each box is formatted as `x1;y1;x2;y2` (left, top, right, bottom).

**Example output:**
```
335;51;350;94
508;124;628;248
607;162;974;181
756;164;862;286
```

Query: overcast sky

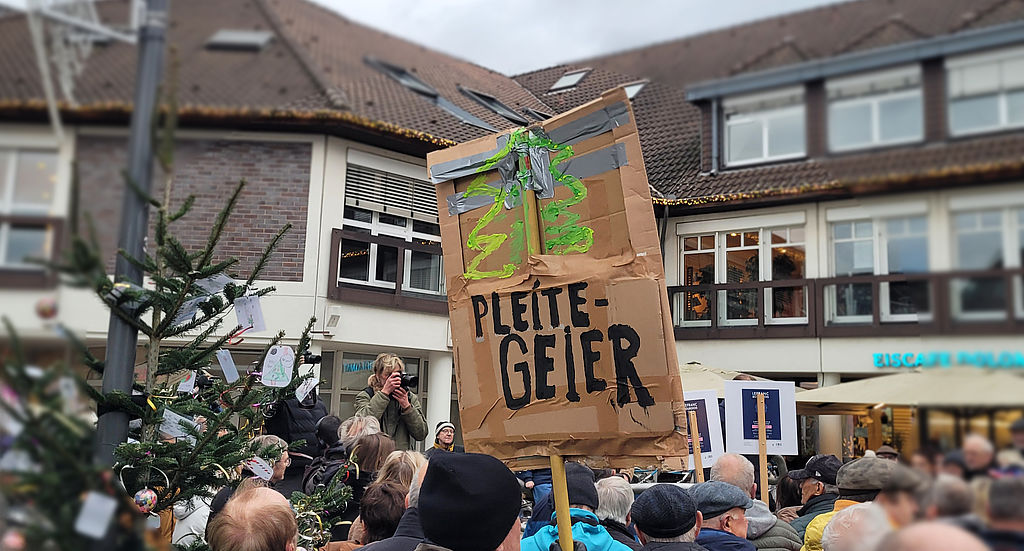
312;0;842;74
0;0;844;75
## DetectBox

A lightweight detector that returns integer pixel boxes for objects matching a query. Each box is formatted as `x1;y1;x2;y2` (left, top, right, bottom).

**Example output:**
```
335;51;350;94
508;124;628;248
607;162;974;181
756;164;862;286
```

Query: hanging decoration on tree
119;465;169;514
34;296;58;320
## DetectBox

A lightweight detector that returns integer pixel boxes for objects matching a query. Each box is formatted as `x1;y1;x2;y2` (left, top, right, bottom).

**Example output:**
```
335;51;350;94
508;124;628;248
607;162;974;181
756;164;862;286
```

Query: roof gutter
686;19;1024;101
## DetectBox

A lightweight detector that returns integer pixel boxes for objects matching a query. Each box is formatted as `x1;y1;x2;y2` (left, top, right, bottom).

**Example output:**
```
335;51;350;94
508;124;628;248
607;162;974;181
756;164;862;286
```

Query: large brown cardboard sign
428;89;686;468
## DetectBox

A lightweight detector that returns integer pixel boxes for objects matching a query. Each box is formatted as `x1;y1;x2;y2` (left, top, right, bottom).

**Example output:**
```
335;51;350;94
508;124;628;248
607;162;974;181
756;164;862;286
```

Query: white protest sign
74;491;118;539
683;389;725;466
261;346;294;388
216;349;240;383
723;380;798;456
177;371;197;394
172;296;209;327
295;377;319;402
234;295;266;332
159;409;200;444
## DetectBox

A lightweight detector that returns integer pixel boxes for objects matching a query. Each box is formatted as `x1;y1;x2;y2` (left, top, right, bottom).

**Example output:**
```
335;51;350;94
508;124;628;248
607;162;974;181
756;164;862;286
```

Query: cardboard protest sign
683;389;725;466
428;89;686;468
723;380;798;456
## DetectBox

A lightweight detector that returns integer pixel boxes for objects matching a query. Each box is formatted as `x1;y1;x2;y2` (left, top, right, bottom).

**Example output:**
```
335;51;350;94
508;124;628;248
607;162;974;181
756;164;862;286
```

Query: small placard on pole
757;392;769;504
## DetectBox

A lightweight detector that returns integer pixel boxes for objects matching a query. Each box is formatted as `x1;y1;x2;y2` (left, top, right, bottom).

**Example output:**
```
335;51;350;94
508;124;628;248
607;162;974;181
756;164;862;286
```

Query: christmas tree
1;87;352;550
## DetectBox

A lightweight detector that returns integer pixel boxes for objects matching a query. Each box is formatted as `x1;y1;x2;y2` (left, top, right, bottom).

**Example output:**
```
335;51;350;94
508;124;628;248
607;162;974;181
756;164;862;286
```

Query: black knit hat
565;462;599;510
419;452;521;551
630;484;698;538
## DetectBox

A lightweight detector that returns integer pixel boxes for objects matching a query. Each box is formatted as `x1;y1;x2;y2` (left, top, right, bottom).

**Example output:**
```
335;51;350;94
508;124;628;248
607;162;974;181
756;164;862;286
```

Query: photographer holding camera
355;353;428;450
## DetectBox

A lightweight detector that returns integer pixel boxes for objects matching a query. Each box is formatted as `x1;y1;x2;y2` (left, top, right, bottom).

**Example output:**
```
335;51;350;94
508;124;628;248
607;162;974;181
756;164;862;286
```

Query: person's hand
525;481;535;489
777;506;800;523
392;386;412;409
382;372;402;395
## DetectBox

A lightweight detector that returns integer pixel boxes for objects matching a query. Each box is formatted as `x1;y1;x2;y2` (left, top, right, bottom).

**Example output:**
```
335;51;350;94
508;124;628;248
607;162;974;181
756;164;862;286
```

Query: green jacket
353;387;428;450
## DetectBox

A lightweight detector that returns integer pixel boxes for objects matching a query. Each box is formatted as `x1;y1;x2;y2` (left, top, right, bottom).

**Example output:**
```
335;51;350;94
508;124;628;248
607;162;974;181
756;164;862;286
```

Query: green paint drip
508;219;524;265
540;143;594;254
463;173;516;280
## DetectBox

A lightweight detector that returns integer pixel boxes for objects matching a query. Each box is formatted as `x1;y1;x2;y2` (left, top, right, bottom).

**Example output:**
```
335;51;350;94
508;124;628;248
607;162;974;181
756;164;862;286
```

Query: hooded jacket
799;500;859;551
745;500;801;551
354;384;428;451
360;507;425;551
601;519;643;551
696;528;756;551
171;494;212;547
788;494;837;539
521;508;634;551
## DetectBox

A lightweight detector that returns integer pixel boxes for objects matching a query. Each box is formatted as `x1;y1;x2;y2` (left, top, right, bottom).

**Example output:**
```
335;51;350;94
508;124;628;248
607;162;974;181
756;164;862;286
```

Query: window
522;108;552;121
458;87;529;125
549;69;590;92
623;81;647;99
951;210;1008;319
677;224;807;327
723;87;806;166
340;206;444;295
829;220;875;322
827;66;923;151
364;56;495;131
881;216;930;320
0;149;58;269
947;47;1024;136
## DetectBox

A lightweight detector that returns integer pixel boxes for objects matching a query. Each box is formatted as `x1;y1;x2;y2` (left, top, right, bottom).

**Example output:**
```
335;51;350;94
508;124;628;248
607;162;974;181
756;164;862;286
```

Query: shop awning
679;361;772;399
796;368;1024;415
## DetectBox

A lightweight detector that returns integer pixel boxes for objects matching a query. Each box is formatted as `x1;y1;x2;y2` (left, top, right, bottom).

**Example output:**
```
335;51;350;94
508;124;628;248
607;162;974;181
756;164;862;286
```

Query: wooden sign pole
756;392;769;504
688;410;705;483
520;138;573;551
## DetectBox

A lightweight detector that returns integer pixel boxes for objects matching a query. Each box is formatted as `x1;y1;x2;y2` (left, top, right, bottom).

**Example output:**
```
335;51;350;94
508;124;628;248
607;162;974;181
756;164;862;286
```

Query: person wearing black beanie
630;484;707;551
521;463;633;551
416;452;522;551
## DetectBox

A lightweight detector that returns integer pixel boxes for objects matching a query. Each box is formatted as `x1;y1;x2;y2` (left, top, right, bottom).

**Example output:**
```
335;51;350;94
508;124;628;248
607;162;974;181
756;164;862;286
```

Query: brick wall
76;137;312;282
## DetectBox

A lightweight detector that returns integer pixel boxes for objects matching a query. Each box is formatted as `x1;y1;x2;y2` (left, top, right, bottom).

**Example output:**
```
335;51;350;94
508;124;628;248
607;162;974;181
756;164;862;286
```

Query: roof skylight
205;30;274;51
624;81;647;99
549;69;590;92
459;86;529;125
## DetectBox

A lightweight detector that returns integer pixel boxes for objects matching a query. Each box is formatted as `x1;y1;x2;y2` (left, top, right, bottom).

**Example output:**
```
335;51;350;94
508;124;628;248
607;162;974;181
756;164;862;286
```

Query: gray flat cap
692;481;754;519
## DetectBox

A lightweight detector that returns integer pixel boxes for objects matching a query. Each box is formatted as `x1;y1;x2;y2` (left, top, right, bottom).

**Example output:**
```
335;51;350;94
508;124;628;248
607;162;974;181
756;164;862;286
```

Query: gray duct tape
429;133;510;184
529;146;555;199
556;142;628;181
444;142;629;216
547;102;629;146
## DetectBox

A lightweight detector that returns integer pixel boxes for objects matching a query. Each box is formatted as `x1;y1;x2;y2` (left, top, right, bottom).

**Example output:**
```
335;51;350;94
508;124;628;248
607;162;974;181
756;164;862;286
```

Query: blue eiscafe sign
873;351;1024;369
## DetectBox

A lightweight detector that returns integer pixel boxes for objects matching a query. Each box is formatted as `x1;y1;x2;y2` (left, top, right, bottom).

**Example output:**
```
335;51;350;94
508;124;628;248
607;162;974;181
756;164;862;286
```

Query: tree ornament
34;297;58;320
119;465;168;514
1;528;26;551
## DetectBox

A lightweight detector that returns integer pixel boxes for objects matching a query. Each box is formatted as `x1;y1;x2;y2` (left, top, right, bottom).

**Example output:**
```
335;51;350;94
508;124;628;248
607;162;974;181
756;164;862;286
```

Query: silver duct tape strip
529;146;555;199
556;142;628;181
444;143;629;216
428;133;510;184
546;101;629;146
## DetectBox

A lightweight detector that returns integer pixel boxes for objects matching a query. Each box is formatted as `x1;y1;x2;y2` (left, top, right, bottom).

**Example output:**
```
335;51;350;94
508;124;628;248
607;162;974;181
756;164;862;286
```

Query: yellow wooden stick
757;392;769;504
688;410;705;483
549;455;575;551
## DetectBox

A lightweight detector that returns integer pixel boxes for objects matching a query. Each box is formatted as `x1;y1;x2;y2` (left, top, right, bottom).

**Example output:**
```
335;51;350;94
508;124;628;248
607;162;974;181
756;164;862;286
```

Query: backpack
302;453;358;495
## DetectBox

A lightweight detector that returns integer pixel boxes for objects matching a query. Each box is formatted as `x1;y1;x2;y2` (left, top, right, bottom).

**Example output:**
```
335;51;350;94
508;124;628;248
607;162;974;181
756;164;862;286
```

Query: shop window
827;66;923;151
678;234;715;325
947;46;1024;136
723;87;806;167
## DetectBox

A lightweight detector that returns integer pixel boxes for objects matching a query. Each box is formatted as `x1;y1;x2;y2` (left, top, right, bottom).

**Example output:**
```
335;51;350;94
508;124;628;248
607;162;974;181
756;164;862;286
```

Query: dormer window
549;69;590;92
827;65;923;151
946;45;1024;136
722;87;805;167
624;81;647;100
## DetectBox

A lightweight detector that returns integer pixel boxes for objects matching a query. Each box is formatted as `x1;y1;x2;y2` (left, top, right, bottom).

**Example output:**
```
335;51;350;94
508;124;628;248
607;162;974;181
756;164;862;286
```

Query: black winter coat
263;395;329;459
641;541;709;551
601;520;643;551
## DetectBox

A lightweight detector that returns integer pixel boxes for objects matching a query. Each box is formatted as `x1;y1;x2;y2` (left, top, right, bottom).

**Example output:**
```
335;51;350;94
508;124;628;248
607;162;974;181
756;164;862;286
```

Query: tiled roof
515;0;1024;208
0;0;554;148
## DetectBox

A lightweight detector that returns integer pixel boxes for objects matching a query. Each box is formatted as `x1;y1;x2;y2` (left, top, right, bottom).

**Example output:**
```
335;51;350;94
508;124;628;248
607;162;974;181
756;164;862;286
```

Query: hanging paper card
177;371;197;393
159;409;200;444
74;491;118;539
0;385;24;437
295;377;319;402
243;456;275;481
0;449;40;473
24;365;44;379
234;295;266;332
195;273;235;294
172;296;209;327
261;346;294;388
216;349;240;383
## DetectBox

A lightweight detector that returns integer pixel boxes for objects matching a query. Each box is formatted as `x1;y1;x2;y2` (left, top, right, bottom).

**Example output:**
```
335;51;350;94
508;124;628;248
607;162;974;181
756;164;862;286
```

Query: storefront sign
428;89;686;468
872;351;1024;369
343;360;374;373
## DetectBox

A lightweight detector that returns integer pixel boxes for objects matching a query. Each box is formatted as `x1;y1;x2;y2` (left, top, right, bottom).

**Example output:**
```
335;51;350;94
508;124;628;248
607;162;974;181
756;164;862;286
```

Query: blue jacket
521;509;632;551
696;529;756;551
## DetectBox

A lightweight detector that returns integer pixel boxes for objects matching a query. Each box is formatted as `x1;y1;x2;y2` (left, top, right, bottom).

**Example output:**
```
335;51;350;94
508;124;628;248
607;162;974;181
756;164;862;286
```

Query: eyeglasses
278;455;291;467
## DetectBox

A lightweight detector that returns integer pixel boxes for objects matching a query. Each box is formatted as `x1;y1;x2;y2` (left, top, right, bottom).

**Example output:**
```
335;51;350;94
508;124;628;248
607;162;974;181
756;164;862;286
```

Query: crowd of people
172;352;1024;551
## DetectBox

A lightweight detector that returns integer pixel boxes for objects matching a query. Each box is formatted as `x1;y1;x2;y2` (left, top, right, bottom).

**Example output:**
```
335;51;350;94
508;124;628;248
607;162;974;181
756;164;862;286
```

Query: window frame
946;46;1024;137
878;215;932;323
764;227;809;326
827;87;924;152
0;146;63;273
827;219;877;325
724;103;807;167
338;207;445;296
949;208;1021;321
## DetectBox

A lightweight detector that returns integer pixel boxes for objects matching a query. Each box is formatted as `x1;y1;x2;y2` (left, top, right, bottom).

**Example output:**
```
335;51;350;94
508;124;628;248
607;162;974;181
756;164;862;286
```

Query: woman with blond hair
374;450;428;490
353;353;427;450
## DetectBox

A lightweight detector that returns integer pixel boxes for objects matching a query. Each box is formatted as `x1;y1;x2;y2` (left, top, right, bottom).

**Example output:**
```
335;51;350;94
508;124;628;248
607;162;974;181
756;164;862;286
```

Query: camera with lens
399;373;419;389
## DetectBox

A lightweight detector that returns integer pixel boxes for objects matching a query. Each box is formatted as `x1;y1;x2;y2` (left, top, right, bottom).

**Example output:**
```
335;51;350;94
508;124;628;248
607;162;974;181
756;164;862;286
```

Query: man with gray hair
922;474;983;534
629;484;706;550
711;454;801;550
597;476;643;551
980;476;1024;550
962;433;996;481
361;461;428;551
820;503;891;551
875;522;988;551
